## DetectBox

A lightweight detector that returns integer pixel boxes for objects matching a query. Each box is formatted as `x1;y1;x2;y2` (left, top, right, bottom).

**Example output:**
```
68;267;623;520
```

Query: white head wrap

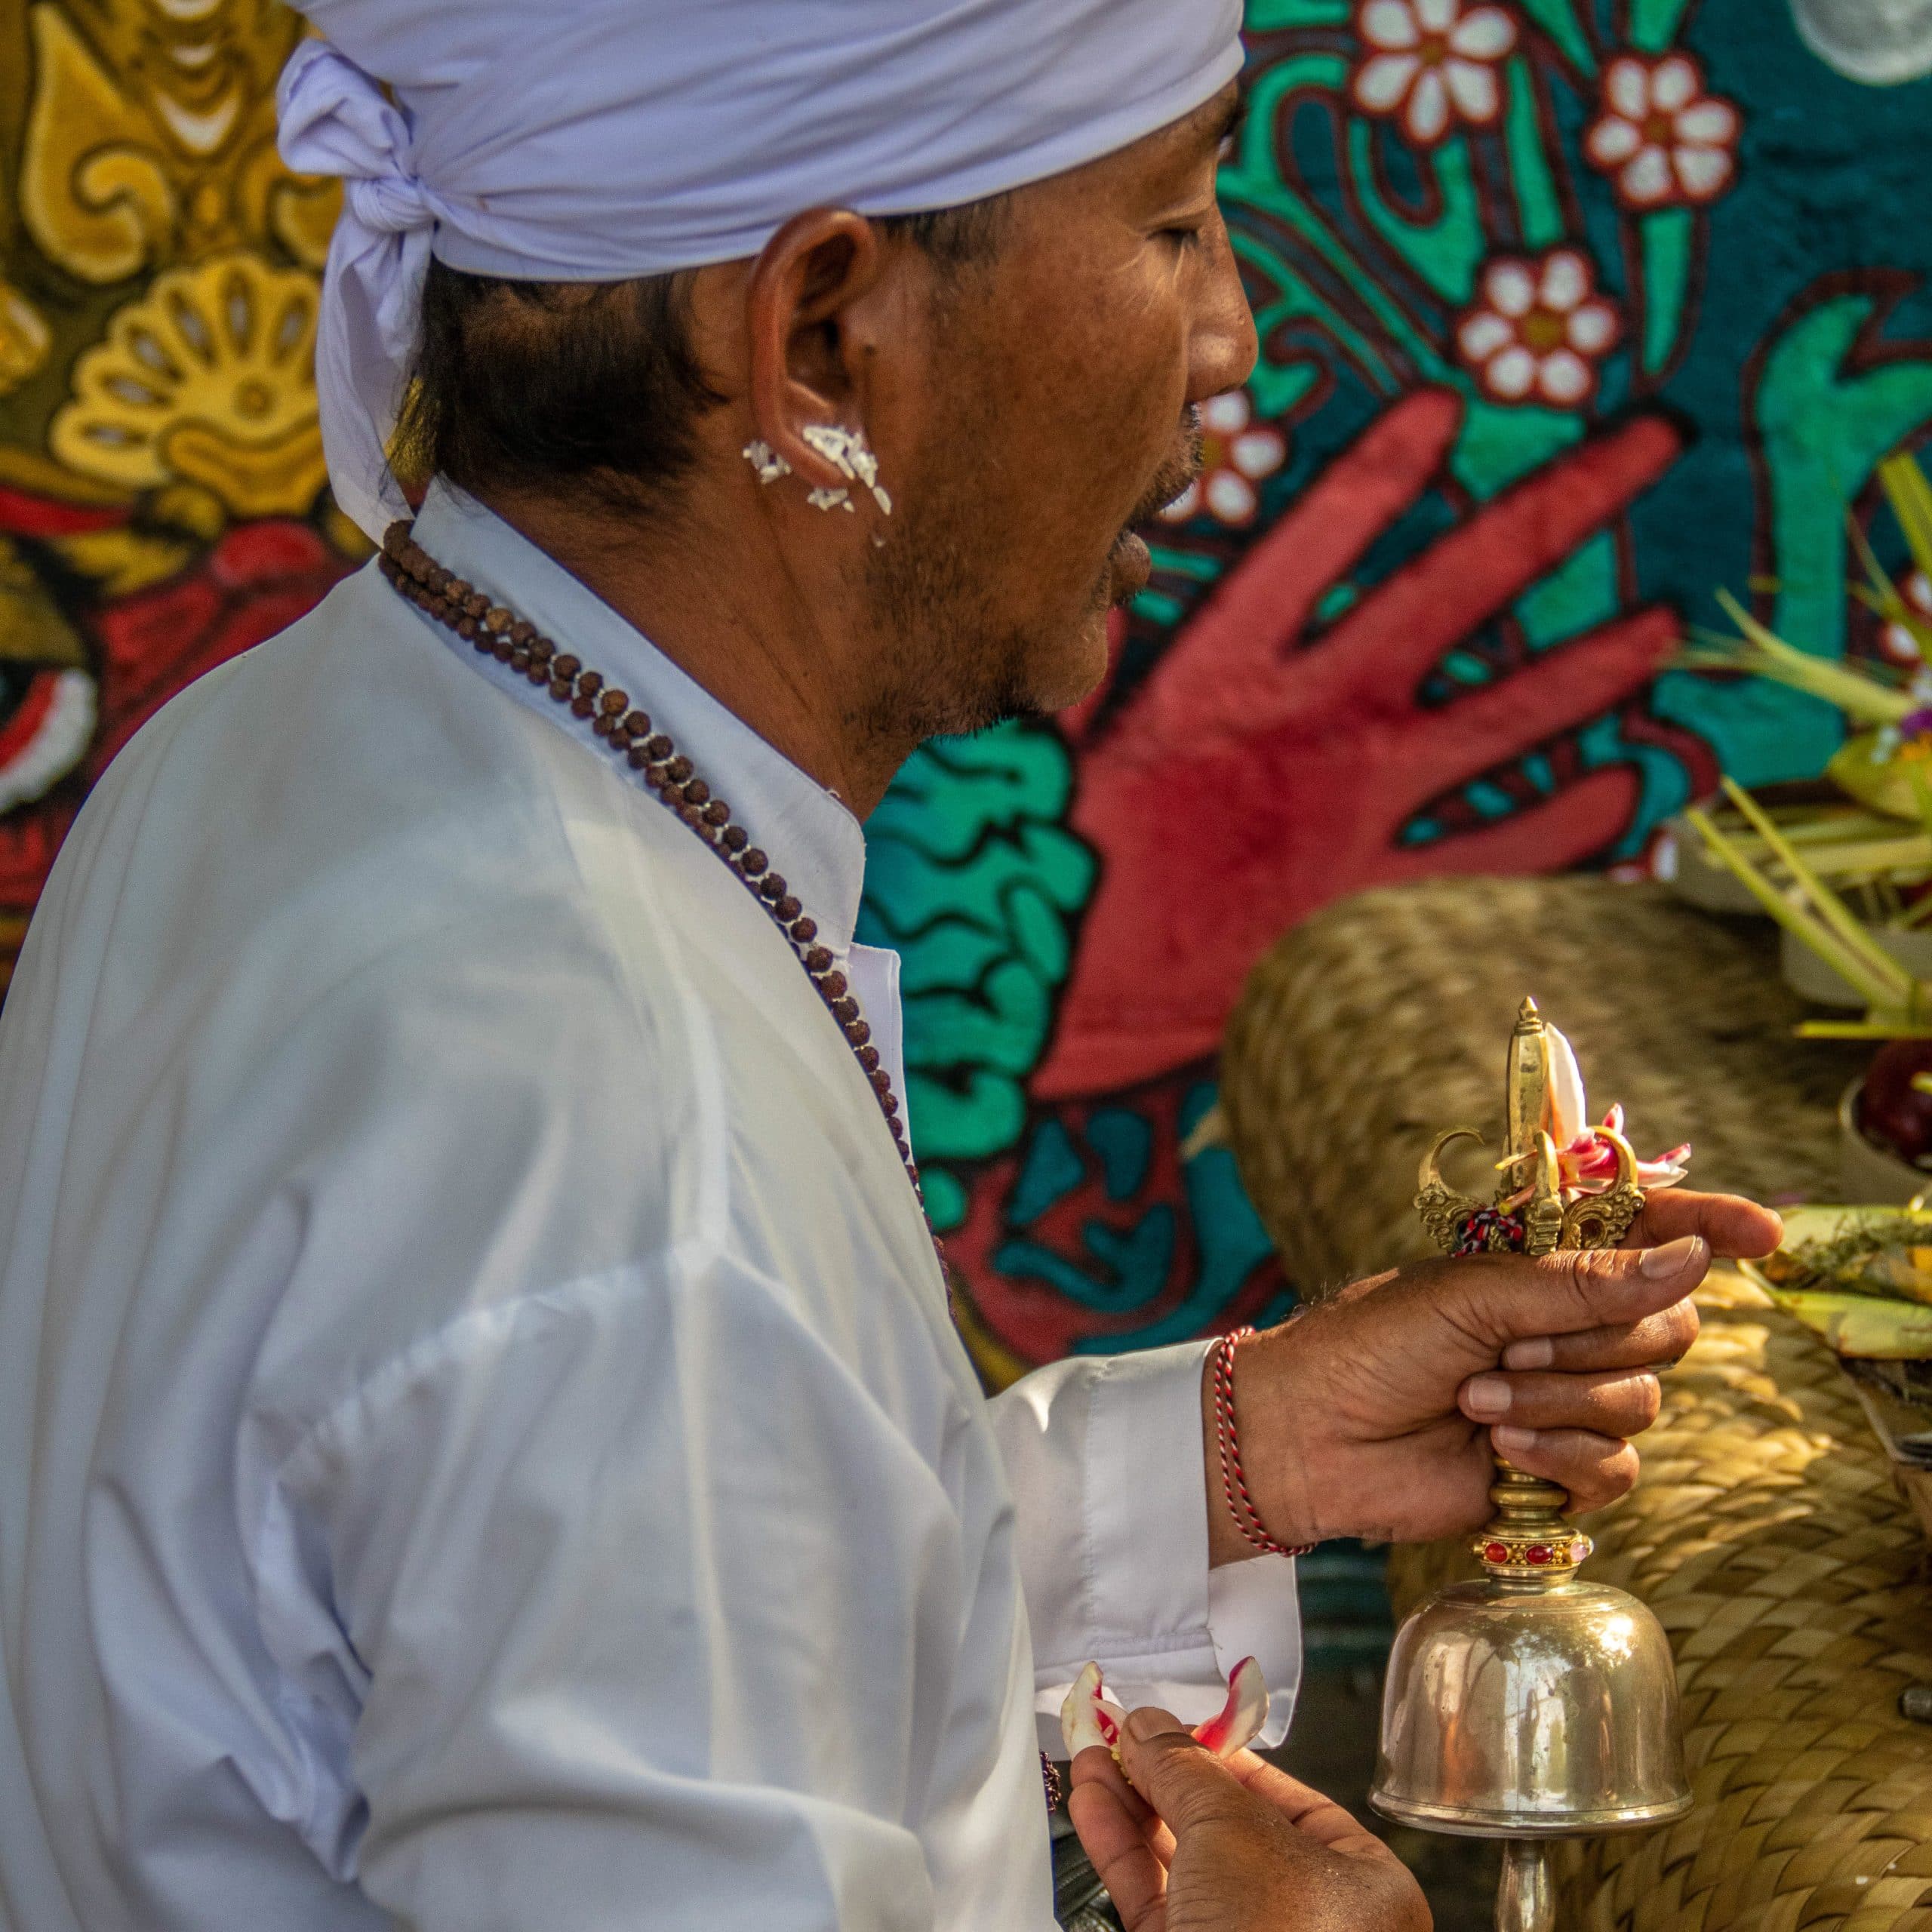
276;2;1245;540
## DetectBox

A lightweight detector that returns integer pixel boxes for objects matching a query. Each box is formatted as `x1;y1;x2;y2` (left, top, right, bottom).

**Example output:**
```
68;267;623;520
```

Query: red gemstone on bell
1525;1545;1552;1565
1484;1541;1509;1563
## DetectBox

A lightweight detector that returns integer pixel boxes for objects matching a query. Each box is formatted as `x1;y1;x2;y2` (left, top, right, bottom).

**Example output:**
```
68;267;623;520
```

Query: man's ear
741;208;888;494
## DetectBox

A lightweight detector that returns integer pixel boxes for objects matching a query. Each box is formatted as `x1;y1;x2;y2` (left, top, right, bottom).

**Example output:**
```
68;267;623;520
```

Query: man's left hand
1204;1190;1781;1559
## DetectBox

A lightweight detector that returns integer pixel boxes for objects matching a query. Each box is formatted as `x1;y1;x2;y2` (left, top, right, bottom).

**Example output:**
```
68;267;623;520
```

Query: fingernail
1464;1374;1512;1419
1640;1235;1706;1279
1494;1425;1539;1457
1503;1336;1553;1371
1126;1707;1179;1742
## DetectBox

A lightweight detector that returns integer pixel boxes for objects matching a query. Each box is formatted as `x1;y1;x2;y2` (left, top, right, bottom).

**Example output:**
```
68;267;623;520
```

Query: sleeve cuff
1028;1340;1303;1755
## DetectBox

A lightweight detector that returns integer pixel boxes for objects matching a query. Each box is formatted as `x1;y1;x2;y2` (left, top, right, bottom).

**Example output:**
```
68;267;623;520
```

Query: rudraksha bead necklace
378;520;933;1234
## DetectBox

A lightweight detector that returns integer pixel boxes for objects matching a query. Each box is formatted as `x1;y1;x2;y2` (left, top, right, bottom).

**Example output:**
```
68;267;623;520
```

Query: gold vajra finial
1414;998;1664;1583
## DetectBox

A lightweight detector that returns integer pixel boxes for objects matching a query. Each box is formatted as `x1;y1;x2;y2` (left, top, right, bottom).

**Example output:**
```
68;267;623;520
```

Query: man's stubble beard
851;402;1206;752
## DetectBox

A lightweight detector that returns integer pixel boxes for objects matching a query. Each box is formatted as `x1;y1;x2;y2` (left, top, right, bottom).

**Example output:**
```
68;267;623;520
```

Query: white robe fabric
0;481;1299;1932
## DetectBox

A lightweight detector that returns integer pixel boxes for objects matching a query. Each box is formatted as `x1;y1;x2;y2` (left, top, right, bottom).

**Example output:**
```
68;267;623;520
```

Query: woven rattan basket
1220;876;1932;1930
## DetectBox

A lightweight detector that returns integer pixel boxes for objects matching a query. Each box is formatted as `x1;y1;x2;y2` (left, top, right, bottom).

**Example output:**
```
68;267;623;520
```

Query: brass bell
1371;1000;1691;1931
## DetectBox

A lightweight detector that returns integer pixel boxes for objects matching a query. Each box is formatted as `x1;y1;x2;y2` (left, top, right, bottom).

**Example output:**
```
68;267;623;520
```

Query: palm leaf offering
1743;1205;1932;1358
1684;453;1932;820
1687;778;1932;1038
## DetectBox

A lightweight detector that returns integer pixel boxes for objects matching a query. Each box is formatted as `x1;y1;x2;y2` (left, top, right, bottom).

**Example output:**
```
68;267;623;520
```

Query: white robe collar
410;475;872;957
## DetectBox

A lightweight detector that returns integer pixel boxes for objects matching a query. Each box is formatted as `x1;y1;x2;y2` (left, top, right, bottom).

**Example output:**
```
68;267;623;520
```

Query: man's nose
1189;211;1259;402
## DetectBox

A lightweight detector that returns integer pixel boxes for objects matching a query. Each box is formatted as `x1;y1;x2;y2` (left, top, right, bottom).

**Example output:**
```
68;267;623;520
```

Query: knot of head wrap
278;37;440;538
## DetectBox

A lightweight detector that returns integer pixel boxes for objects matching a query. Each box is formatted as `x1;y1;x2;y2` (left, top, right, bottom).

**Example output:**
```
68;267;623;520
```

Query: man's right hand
1069;1708;1432;1932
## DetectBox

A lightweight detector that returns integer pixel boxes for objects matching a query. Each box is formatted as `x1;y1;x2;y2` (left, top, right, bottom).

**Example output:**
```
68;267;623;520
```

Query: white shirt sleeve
256;1248;1051;1932
987;1341;1302;1753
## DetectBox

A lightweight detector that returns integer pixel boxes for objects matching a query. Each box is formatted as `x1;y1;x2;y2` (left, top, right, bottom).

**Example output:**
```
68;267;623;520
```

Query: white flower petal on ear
1543;1023;1589;1148
1361;0;1422;51
1406;66;1451;142
1604;56;1653;120
1192;1658;1270;1759
1060;1663;1128;1758
1459;310;1515;361
1355;51;1422;112
1445;58;1499;122
1415;0;1458;33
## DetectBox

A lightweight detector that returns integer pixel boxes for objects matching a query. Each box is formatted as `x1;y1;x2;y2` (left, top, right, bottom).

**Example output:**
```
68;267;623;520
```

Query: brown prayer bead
380;519;931;1220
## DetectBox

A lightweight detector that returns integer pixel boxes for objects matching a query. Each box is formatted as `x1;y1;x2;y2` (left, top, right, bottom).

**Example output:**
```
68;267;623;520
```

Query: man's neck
470;481;909;819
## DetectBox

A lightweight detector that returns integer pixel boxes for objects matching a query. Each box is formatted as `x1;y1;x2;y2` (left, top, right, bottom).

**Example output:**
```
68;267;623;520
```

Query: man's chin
1106;528;1152;609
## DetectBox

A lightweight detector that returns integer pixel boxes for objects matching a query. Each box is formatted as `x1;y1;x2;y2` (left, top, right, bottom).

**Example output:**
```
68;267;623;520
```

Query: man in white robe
0;5;1779;1930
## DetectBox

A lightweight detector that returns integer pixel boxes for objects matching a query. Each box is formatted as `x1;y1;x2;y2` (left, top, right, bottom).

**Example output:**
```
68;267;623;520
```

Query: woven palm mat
1220;875;1868;1291
1218;876;1932;1929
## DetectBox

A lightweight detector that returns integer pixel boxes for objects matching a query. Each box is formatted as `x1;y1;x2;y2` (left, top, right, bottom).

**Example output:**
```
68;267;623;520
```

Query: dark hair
394;199;1008;515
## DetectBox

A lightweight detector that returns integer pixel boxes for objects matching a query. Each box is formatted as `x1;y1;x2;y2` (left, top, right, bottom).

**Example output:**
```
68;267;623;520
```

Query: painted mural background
5;0;1932;1660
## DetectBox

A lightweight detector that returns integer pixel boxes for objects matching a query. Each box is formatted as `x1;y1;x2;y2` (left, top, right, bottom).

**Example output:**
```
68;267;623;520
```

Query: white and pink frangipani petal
1191;1657;1270;1760
1543;1022;1589;1149
1060;1663;1129;1759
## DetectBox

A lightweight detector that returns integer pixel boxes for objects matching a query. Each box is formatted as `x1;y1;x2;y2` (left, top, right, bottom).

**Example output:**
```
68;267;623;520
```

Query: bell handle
1497;1841;1554;1932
